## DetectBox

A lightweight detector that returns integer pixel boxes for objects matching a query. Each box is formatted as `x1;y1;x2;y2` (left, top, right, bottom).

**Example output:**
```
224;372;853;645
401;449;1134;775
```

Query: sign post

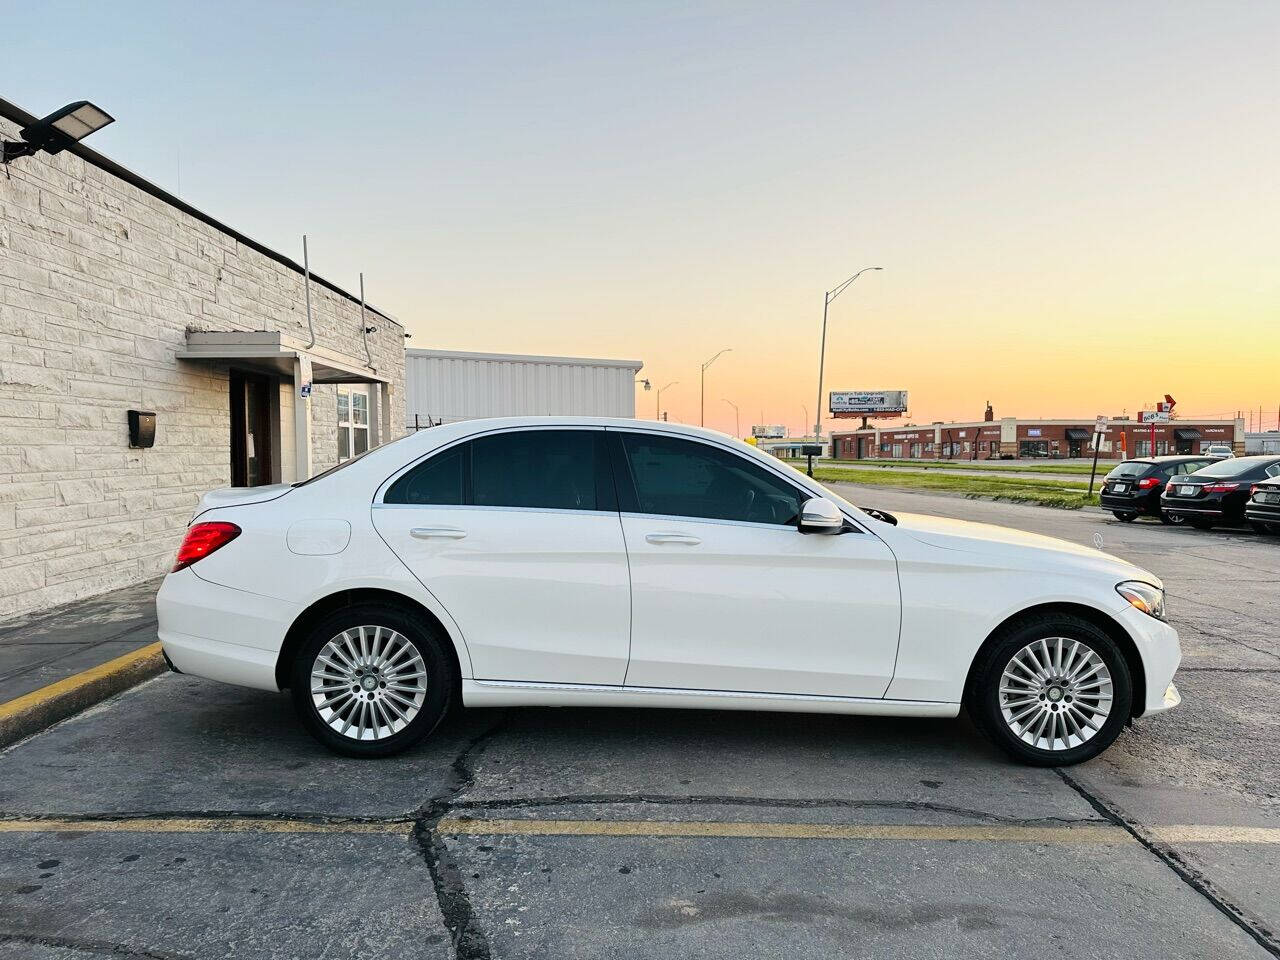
1088;415;1108;498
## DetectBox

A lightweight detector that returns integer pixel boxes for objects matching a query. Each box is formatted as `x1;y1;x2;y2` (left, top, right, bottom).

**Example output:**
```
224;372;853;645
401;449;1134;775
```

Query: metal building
405;349;645;428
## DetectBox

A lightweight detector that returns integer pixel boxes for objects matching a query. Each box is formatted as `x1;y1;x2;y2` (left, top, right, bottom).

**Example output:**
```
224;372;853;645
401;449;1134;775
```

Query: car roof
1149;455;1212;462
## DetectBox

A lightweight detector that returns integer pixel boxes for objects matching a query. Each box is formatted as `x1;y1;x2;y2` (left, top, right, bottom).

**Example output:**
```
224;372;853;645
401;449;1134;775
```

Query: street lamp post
655;381;678;420
814;267;882;441
722;398;740;438
700;349;732;426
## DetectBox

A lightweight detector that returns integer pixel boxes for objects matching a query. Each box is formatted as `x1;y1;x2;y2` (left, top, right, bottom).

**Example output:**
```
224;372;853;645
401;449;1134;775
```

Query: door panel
375;506;631;684
621;517;901;696
373;428;630;685
610;430;901;698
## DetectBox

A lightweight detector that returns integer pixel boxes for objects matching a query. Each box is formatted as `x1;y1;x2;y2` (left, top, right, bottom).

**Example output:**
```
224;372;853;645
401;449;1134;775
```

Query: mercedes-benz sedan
157;418;1181;765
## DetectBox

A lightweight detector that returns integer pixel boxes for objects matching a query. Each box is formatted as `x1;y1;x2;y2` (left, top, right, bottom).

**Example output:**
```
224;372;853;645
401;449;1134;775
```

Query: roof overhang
177;331;390;384
1065;428;1092;440
1174;428;1202;440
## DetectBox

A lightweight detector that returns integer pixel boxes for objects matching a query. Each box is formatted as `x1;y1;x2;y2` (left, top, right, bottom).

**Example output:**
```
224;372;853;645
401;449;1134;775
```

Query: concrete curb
0;642;165;749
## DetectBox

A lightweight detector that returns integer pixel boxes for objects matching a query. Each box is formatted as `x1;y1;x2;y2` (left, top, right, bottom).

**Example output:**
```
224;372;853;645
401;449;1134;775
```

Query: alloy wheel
999;637;1113;752
310;626;428;741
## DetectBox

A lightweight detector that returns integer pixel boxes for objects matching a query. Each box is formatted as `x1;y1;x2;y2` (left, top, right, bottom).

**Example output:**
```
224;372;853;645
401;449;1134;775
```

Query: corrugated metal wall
405;350;644;427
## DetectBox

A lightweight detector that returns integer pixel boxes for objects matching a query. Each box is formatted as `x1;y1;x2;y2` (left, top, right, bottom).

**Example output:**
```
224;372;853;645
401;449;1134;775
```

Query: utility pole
655;381;678;421
722;398;740;438
814;267;882;441
700;349;731;426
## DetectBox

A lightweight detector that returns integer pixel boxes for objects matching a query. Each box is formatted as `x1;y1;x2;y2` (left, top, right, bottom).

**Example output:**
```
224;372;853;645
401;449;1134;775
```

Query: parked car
1204;444;1234;459
157;418;1181;766
1160;455;1280;529
1245;477;1280;534
1099;456;1214;524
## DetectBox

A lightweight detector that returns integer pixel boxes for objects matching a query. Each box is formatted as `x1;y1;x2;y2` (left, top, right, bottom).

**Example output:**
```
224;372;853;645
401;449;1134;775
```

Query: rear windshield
292;433;412;487
1105;461;1152;479
1192;457;1268;478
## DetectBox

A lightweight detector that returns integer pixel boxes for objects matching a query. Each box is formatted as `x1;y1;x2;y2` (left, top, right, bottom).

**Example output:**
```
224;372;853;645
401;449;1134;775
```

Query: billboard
829;390;909;417
751;424;787;439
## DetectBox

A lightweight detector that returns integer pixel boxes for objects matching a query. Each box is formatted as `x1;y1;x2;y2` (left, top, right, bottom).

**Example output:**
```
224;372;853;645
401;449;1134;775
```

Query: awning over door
1065;428;1091;440
177;331;388;383
1174;429;1201;440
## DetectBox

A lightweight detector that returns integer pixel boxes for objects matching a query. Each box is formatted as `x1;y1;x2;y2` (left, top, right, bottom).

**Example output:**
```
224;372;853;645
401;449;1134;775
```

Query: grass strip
795;458;1100;476
812;467;1101;509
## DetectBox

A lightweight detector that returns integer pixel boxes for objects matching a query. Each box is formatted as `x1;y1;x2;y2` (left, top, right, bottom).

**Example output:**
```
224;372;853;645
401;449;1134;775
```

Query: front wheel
290;605;453;758
967;614;1132;766
1249;521;1273;535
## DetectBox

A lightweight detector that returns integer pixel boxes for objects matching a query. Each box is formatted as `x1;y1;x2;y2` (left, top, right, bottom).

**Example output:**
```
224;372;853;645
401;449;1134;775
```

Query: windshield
1192;457;1266;478
1104;461;1152;479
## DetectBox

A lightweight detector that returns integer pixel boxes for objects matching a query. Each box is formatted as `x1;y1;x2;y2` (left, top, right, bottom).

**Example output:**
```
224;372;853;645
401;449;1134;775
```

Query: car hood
890;511;1156;584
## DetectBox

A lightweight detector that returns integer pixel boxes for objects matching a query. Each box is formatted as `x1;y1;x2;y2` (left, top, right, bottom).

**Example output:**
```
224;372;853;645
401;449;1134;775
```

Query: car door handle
645;533;701;546
410;526;468;540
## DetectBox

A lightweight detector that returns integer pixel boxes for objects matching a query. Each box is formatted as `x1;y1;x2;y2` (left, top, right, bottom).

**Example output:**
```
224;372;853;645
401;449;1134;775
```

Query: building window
338;388;369;461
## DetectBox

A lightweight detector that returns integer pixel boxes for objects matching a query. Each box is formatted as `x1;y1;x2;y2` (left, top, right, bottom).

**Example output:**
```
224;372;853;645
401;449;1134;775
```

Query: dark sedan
1245;478;1280;534
1160;456;1280;529
1099;456;1214;523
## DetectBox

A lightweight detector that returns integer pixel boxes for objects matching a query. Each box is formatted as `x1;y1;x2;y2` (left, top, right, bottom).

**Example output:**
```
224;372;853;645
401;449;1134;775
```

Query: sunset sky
6;1;1277;435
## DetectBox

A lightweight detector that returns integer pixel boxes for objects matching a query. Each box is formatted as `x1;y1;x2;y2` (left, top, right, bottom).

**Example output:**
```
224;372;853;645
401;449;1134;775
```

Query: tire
1189;519;1215;530
1159;511;1183;525
967;613;1132;766
1249;521;1272;535
1112;512;1136;523
290;604;453;758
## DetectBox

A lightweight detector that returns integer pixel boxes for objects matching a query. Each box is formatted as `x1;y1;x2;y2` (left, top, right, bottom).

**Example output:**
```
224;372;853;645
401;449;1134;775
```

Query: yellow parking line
436;818;1133;843
1149;825;1280;844
0;642;163;724
0;817;410;835
3;816;1277;845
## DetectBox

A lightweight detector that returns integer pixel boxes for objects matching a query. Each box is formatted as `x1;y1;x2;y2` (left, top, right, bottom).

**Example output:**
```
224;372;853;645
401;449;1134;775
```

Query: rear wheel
1189;519;1215;530
967;614;1132;766
1112;511;1136;523
1159;510;1184;525
290;604;453;758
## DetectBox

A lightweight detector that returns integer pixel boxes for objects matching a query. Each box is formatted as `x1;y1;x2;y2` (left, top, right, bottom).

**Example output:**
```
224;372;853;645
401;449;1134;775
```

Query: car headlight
1117;581;1166;620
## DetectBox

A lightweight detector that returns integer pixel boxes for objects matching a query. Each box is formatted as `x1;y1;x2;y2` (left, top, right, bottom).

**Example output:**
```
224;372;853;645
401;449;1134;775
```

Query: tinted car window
471;430;609;511
1105;462;1153;479
619;433;803;526
1193;457;1274;479
1173;460;1212;476
384;444;466;505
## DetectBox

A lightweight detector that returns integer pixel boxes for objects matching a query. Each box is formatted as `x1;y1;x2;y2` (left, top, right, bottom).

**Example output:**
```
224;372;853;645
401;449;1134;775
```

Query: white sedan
157;417;1181;764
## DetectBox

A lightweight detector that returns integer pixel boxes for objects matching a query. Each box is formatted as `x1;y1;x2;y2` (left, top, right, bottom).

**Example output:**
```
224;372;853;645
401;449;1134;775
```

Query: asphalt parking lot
1;486;1278;960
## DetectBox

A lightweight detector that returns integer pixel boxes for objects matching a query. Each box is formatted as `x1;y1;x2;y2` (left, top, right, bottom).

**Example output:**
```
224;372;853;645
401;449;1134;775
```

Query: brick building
0;97;405;618
831;417;1245;461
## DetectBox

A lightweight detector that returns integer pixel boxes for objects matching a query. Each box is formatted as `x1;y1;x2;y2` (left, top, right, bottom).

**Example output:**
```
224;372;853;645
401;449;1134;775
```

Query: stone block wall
0;113;405;618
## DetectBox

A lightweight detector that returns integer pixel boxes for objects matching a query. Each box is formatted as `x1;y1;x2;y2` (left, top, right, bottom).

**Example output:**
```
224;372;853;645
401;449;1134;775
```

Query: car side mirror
798;497;843;534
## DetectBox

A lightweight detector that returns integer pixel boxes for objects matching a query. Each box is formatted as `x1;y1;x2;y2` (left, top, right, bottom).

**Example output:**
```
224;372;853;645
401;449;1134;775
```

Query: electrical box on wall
128;410;156;448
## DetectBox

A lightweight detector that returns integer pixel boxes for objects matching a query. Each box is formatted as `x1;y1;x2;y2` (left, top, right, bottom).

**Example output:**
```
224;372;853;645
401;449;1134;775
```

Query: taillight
1203;482;1240;493
173;521;241;572
1137;477;1161;489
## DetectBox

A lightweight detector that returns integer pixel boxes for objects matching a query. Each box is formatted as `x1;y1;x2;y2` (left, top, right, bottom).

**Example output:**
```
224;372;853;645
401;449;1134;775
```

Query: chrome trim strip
469;678;953;706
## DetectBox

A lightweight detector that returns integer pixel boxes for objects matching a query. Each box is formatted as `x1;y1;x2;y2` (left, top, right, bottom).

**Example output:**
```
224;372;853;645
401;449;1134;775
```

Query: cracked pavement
1;487;1278;959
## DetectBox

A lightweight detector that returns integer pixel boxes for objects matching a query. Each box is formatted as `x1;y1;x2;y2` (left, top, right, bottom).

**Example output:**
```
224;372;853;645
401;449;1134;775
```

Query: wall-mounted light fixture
2;101;115;166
